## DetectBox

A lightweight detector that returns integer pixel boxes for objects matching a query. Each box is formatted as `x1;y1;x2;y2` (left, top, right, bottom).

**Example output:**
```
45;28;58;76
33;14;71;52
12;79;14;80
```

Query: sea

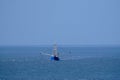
0;45;120;80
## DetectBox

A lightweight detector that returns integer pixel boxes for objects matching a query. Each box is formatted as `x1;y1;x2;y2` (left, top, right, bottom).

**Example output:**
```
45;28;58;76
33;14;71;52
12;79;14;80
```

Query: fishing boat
50;44;60;61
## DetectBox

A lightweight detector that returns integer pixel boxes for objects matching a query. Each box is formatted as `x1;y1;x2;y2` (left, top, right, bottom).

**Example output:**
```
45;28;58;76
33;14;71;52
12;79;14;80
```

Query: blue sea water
0;46;120;80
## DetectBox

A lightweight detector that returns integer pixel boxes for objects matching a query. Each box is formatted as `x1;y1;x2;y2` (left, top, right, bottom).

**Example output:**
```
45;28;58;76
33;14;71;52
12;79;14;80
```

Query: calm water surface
0;46;120;80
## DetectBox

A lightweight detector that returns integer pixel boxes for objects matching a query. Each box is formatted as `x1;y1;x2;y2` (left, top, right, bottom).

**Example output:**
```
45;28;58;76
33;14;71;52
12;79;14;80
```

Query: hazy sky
0;0;120;46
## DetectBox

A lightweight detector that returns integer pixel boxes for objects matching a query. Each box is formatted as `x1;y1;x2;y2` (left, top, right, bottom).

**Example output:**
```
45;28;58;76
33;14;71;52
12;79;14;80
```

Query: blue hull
51;56;60;61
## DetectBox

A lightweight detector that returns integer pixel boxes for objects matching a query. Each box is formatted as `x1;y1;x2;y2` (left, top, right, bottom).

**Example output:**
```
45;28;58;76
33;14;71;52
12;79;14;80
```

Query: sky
0;0;120;46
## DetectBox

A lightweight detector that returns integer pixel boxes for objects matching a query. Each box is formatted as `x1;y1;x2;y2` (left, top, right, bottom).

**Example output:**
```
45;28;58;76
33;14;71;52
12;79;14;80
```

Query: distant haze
0;0;120;46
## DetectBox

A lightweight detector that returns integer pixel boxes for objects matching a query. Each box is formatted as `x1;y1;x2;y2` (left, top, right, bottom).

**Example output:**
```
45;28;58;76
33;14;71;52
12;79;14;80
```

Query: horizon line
0;44;120;47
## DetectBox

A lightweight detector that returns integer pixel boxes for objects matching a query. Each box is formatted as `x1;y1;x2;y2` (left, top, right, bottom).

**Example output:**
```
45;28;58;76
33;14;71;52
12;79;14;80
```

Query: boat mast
53;44;58;57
